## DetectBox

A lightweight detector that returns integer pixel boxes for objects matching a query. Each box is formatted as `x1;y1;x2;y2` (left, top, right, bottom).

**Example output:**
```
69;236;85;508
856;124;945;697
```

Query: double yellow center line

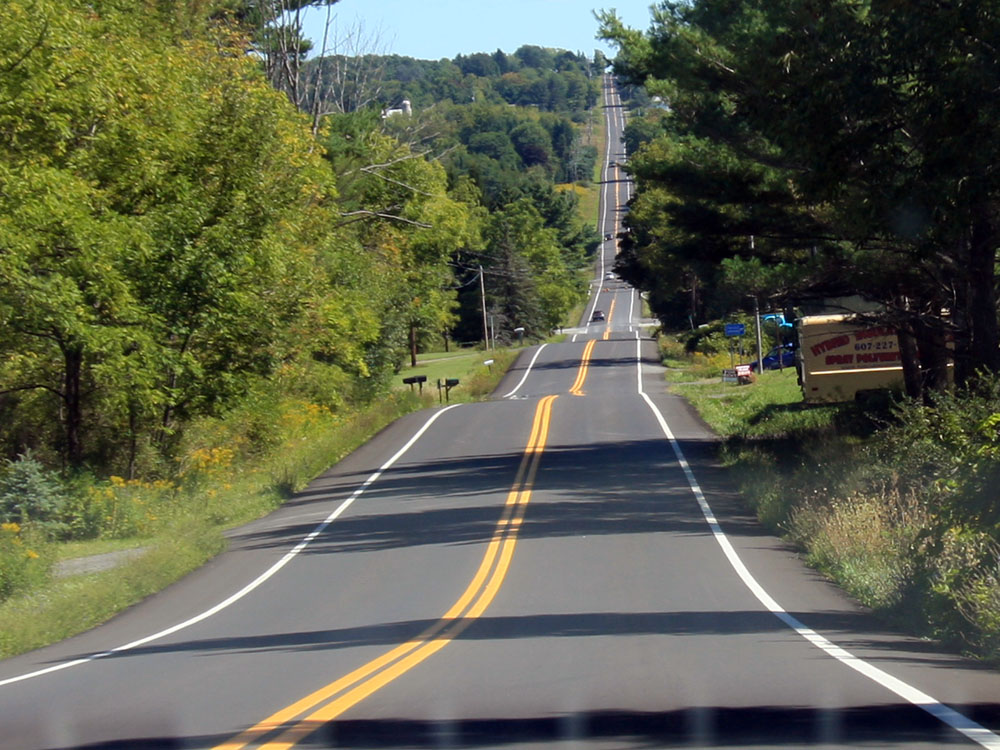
570;298;616;396
569;339;596;396
602;299;616;341
215;394;559;750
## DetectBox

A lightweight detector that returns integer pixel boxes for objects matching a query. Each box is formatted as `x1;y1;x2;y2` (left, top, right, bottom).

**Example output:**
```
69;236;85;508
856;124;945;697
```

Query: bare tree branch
359;167;436;197
0;384;64;399
336;210;432;228
1;18;48;76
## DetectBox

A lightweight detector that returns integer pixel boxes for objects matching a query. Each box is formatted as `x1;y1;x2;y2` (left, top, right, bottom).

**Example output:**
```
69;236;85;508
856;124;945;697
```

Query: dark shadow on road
223;434;751;561
312;704;997;748
72;607;990;678
500;339;658;371
43;704;1000;748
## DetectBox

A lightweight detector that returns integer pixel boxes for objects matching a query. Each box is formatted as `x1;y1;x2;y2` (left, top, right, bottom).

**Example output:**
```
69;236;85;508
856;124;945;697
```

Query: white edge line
500;343;548;399
0;403;464;689
633;337;1000;749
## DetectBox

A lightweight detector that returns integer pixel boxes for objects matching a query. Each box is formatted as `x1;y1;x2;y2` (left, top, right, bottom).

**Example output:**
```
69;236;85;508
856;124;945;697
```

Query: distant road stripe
216;395;559;750
633;338;1000;749
0;404;463;690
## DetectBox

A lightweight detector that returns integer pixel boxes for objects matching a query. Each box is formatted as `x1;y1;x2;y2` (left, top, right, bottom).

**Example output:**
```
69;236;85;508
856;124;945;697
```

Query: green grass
397;348;493;395
576;183;601;232
0;524;223;659
672;368;841;439
399;346;521;405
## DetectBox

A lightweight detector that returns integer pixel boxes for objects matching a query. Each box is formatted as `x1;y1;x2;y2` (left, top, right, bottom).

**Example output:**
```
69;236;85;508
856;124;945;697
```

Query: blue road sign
725;323;746;336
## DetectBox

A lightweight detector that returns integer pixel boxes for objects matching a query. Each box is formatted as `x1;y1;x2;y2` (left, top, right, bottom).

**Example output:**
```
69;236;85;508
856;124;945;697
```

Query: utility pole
754;295;764;367
751;236;764;365
479;265;489;350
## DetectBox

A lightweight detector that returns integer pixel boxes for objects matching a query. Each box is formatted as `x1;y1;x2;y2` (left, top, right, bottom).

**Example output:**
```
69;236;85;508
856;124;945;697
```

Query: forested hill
0;0;602;492
306;46;602;119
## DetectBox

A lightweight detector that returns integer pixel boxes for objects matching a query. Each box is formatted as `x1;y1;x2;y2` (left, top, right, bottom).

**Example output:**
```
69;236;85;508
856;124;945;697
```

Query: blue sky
300;1;657;61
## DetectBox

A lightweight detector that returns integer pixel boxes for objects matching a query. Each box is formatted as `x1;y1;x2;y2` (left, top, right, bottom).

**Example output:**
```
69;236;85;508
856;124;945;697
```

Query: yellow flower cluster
109;476;174;490
183;447;235;475
189;447;234;469
84;475;177;538
280;402;331;430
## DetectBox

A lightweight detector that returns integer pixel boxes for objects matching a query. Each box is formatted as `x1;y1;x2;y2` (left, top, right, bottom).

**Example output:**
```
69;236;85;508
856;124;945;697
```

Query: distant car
604;233;613;241
591;310;606;322
750;343;796;371
604;272;615;280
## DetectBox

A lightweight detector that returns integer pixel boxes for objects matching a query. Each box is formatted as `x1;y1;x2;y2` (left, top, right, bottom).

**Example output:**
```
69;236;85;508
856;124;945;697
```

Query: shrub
955;551;1000;661
0;452;67;536
658;335;688;362
682;322;728;355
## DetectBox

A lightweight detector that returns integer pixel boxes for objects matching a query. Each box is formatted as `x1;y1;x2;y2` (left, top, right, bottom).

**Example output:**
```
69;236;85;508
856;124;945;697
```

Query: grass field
672;368;841;439
397;347;513;402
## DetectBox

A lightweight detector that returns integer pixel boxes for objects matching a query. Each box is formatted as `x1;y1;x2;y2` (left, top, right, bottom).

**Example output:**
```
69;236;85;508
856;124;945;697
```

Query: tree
0;0;336;468
600;0;1000;392
239;0;339;111
510;121;554;169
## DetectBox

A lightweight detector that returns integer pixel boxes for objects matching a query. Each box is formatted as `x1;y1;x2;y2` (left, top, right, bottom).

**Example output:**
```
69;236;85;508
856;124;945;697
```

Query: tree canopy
600;0;1000;394
0;0;599;474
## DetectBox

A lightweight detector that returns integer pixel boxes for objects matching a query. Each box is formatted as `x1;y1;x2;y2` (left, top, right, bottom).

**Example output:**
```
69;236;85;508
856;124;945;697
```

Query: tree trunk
967;207;1000;374
898;325;923;400
689;274;699;322
915;317;951;397
953;240;974;387
409;323;418;368
62;344;84;468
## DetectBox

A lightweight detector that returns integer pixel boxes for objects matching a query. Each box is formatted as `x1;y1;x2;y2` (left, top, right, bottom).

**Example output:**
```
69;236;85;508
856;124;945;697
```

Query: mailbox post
437;378;460;402
402;374;427;393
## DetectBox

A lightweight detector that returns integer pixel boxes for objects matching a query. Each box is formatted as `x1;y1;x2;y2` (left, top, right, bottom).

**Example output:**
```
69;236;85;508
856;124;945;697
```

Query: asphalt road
3;76;1000;750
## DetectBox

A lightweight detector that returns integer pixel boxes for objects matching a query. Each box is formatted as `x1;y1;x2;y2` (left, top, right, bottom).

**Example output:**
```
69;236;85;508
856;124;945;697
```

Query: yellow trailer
797;314;904;403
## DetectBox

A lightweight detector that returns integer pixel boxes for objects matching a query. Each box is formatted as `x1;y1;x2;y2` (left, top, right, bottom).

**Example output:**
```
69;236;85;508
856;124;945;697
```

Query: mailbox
402;374;427;391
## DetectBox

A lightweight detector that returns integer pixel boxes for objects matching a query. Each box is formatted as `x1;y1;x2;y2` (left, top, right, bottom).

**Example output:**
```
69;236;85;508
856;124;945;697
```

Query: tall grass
666;339;1000;664
0;524;223;658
